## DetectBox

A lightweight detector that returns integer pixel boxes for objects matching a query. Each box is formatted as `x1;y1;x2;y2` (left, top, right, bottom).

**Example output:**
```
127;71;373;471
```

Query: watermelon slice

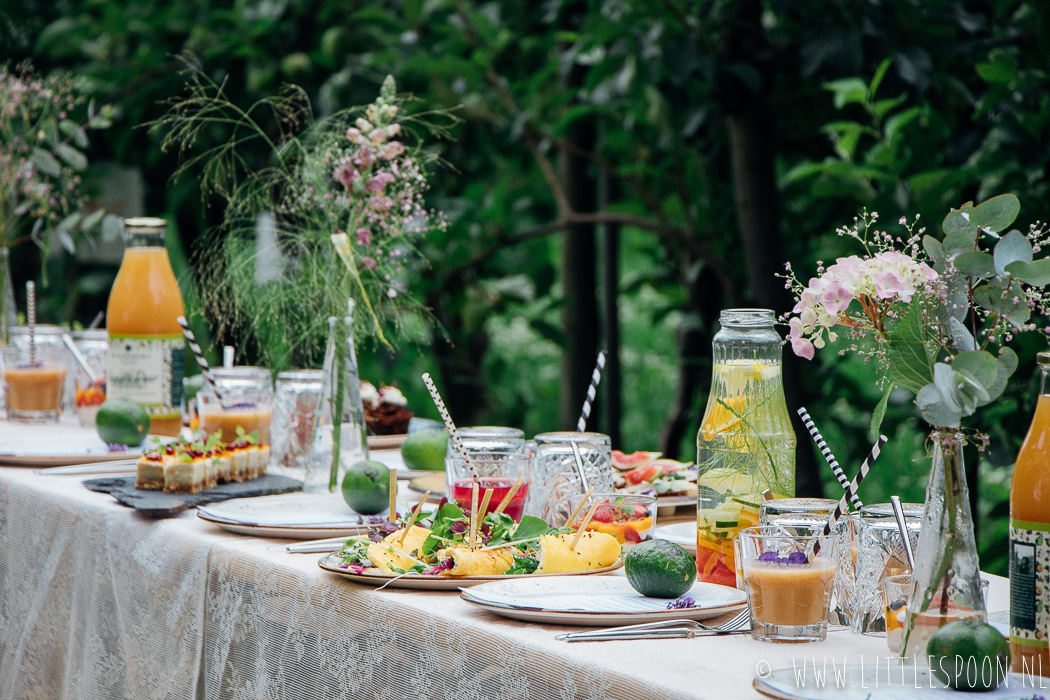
651;458;694;474
611;449;661;471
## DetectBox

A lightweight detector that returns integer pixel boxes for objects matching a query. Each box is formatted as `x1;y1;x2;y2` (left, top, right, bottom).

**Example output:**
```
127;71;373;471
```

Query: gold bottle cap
1038;351;1050;366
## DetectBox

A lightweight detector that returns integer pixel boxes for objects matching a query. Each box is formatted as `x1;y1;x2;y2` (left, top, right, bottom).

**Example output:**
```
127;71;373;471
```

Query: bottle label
107;335;185;417
1009;519;1050;650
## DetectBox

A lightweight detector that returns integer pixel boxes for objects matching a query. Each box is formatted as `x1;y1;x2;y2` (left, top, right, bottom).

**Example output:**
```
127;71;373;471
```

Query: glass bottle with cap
1009;350;1050;674
106;217;186;437
695;308;796;587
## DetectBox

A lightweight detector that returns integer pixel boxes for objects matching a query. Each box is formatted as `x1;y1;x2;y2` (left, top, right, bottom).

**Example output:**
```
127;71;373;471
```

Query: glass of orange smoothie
197;367;273;445
738;525;838;643
1;343;69;422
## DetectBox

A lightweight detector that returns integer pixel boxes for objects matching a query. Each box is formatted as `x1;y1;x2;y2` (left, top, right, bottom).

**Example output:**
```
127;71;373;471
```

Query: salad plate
319;553;622;590
459;577;746;626
652;521;698;554
197;491;434;539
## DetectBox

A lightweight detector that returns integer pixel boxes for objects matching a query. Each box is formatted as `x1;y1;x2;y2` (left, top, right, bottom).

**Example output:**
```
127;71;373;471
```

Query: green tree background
4;0;1049;574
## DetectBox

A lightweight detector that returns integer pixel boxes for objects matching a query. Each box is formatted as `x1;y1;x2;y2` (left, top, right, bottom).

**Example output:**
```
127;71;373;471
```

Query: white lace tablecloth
0;464;1011;700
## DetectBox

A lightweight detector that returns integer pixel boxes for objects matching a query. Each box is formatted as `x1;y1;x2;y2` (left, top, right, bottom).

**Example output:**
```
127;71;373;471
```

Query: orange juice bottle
1010;350;1050;676
106;218;186;437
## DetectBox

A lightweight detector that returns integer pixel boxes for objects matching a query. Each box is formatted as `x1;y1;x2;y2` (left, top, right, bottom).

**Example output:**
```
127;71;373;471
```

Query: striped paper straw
25;281;35;368
576;350;607;432
810;435;887;559
421;372;477;478
176;316;224;403
798;407;863;510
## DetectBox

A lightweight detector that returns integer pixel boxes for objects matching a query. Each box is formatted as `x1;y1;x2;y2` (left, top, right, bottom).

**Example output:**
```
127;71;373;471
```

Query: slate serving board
84;475;303;518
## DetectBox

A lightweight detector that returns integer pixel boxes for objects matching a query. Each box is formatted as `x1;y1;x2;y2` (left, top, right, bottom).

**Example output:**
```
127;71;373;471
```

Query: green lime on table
400;428;448;471
341;460;392;515
624;539;697;598
95;399;150;447
927;619;1010;691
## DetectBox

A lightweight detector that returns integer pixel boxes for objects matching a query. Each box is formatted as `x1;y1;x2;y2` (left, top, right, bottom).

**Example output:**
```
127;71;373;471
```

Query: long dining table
0;451;1017;700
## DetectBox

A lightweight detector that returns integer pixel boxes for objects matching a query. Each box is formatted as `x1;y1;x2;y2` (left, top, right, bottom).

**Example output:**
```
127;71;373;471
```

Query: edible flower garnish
666;597;696;610
757;551;807;565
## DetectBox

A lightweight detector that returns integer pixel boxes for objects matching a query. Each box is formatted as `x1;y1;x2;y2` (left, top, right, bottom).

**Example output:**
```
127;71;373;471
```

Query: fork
555;609;751;642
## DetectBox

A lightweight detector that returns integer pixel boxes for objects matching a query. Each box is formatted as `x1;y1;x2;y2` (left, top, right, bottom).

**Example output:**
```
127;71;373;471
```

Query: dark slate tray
84;475;303;518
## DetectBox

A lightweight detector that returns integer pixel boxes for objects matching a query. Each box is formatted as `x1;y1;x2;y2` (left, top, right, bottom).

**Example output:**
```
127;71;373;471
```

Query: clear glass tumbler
852;502;922;635
738;524;838;643
760;497;853;625
71;329;108;426
269;369;324;481
455;426;527;456
197;366;274;445
882;573;911;653
1;340;69;422
8;325;70;419
527;431;612;524
445;451;532;522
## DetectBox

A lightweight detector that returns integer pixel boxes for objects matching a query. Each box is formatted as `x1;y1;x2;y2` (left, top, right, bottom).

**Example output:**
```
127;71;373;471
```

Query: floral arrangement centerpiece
0;62;112;338
782;194;1050;654
156;61;456;490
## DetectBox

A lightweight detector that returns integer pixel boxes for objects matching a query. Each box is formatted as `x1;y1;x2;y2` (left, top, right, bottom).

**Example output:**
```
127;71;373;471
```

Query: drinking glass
760;497;852;625
852;502;922;635
455;426;526;456
8;325;70;418
568;492;656;546
527;431;612;524
445;451;532;521
738;525;838;643
269;369;324;480
71;329;108;426
1;341;68;422
882;573;911;653
197;367;274;445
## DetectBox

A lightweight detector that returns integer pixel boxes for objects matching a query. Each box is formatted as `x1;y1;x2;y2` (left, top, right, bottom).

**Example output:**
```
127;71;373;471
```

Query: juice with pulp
4;364;66;413
107;219;186;437
1010;361;1050;676
743;560;835;627
452;477;529;521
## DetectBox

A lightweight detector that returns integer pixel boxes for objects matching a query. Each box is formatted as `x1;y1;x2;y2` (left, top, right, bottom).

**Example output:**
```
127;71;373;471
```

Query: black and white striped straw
176;316;224;403
25;281;35;368
810;435;887;560
421;372;477;478
576;350;607;432
797;406;864;510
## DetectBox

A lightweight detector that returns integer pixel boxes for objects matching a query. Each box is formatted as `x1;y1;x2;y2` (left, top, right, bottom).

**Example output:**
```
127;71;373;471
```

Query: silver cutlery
555;610;751;642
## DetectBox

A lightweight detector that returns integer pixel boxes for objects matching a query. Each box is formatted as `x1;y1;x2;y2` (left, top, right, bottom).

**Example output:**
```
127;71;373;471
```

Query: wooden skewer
396;492;431;549
478;488;494;520
388;468;398;523
493;478;524;515
569;500;601;550
761;489;774;501
468;481;480;549
563;487;594;528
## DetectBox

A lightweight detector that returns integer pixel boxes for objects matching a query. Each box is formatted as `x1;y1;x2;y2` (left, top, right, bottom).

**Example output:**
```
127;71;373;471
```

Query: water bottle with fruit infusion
696;309;796;586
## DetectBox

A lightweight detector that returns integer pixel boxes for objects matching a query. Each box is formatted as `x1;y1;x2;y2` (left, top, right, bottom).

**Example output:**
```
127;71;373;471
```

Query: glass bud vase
307;306;369;493
0;248;16;345
899;431;986;658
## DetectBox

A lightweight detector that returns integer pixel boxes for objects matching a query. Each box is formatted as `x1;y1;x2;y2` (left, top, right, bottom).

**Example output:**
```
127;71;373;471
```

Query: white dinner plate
458;577;745;626
319;552;623;590
197;491;433;539
0;420;144;467
653;521;697;554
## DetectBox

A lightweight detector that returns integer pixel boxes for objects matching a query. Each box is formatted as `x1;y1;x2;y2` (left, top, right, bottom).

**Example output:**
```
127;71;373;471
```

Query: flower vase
0;248;15;345
306;309;369;493
899;431;986;658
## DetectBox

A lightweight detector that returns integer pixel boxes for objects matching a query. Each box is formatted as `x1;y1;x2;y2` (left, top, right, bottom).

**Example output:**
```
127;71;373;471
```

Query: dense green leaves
886;302;933;394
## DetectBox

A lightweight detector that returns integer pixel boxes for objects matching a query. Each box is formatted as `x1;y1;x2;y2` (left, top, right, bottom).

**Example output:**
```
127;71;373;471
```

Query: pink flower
368;128;388;145
821;280;853;316
356;227;372;245
345;127;367;146
790;336;815;360
353;147;376;169
369;195;393;212
365;171;395;193
380;141;405;160
361;256;377;271
873;269;909;301
332;164;358;190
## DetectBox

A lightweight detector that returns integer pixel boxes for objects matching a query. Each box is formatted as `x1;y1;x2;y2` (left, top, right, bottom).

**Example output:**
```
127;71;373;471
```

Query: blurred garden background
4;0;1050;573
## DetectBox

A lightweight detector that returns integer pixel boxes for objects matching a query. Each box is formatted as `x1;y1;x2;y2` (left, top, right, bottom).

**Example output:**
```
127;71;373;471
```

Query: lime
927;619;1010;691
400;428;448;471
341;460;392;515
624;539;697;598
96;399;150;447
